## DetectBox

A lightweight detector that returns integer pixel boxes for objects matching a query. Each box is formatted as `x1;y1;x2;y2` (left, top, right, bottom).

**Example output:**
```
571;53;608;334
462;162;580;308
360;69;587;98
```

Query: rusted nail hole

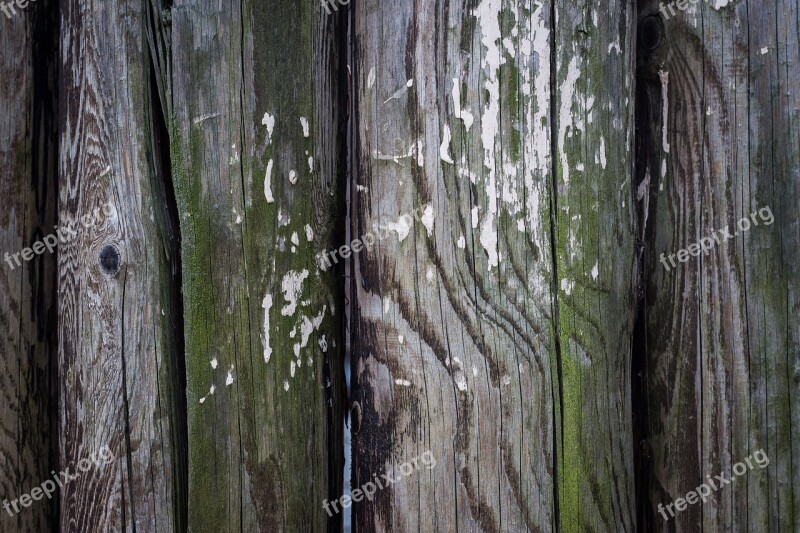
639;15;664;51
99;245;121;275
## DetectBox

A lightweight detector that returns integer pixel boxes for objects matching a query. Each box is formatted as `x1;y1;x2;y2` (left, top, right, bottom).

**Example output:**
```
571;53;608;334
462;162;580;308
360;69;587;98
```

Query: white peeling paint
289;170;297;184
284;380;290;391
558;57;581;184
300;117;310;137
760;46;768;55
367;67;375;88
226;367;234;386
265;160;274;203
262;112;275;142
394;379;411;387
290;360;296;377
480;217;499;271
381;214;412;242
421;205;435;236
472;365;478;377
281;270;309;316
561;278;574;295
262;294;273;363
291;232;300;246
472;206;479;228
318;334;328;352
599;137;607;169
384;79;414;103
455;373;468;391
457;234;466;249
308;156;314;172
304;224;314;241
211;357;218;369
658;70;671;153
439;124;455;164
591;262;599;280
398;335;404;345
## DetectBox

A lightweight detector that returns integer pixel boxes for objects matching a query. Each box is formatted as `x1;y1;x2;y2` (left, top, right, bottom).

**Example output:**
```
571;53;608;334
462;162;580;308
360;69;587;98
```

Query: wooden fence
0;0;797;531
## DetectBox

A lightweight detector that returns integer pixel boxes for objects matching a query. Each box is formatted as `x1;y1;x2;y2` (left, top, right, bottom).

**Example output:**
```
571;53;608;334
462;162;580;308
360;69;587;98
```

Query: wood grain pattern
638;0;799;530
169;0;345;529
58;0;184;530
0;2;57;531
350;0;637;530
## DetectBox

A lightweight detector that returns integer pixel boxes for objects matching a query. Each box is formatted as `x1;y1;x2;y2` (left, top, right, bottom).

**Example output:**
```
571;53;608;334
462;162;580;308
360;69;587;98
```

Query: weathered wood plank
58;0;185;529
169;0;345;529
0;2;57;531
351;0;636;530
638;0;799;530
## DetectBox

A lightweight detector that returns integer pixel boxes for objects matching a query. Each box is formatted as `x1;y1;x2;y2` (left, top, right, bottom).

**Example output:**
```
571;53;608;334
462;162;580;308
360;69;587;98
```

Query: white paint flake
472;206;479;229
394;379;411;387
455;373;468;391
229;144;240;165
300;117;310;137
760;46;769;55
308;156;314;173
472;365;479;377
421;205;435;236
384;79;414;103
284;380;290;392
457;234;466;249
289;170;298;184
290;360;296;378
211;358;218;369
281;270;309;316
599;137;607;169
261;112;276;142
381;214;413;242
291;232;300;246
398;335;404;345
226;366;235;386
264;160;274;203
262;294;273;363
440;124;455;164
558;57;581;184
367;67;376;89
304;224;314;241
658;70;671;153
561;278;575;295
591;262;599;280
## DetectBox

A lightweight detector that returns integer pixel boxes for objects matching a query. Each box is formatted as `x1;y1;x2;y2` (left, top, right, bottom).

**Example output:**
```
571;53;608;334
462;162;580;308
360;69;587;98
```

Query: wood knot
99;245;121;276
639;15;664;52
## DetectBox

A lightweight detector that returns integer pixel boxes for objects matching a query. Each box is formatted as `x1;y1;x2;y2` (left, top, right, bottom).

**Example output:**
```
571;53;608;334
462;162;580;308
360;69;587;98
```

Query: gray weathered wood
58;0;185;529
638;0;799;530
0;3;57;531
351;0;637;530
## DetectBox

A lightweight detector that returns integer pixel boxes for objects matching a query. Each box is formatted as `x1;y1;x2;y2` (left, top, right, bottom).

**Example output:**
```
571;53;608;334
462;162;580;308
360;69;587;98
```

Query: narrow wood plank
639;0;799;530
351;0;636;530
0;2;58;531
58;0;185;529
169;0;345;529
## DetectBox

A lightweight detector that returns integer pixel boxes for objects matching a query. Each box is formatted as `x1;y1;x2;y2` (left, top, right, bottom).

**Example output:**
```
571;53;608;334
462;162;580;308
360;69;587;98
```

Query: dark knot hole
99;245;121;275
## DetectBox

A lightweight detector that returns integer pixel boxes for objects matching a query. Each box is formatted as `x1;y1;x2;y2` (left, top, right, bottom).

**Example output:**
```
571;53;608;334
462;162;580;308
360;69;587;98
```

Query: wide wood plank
58;0;185;529
169;0;346;529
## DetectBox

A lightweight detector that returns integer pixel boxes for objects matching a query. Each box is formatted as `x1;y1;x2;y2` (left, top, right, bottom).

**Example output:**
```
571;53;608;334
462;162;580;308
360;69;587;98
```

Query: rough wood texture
350;0;637;530
58;0;185;530
638;0;799;530
0;2;57;531
169;0;345;529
